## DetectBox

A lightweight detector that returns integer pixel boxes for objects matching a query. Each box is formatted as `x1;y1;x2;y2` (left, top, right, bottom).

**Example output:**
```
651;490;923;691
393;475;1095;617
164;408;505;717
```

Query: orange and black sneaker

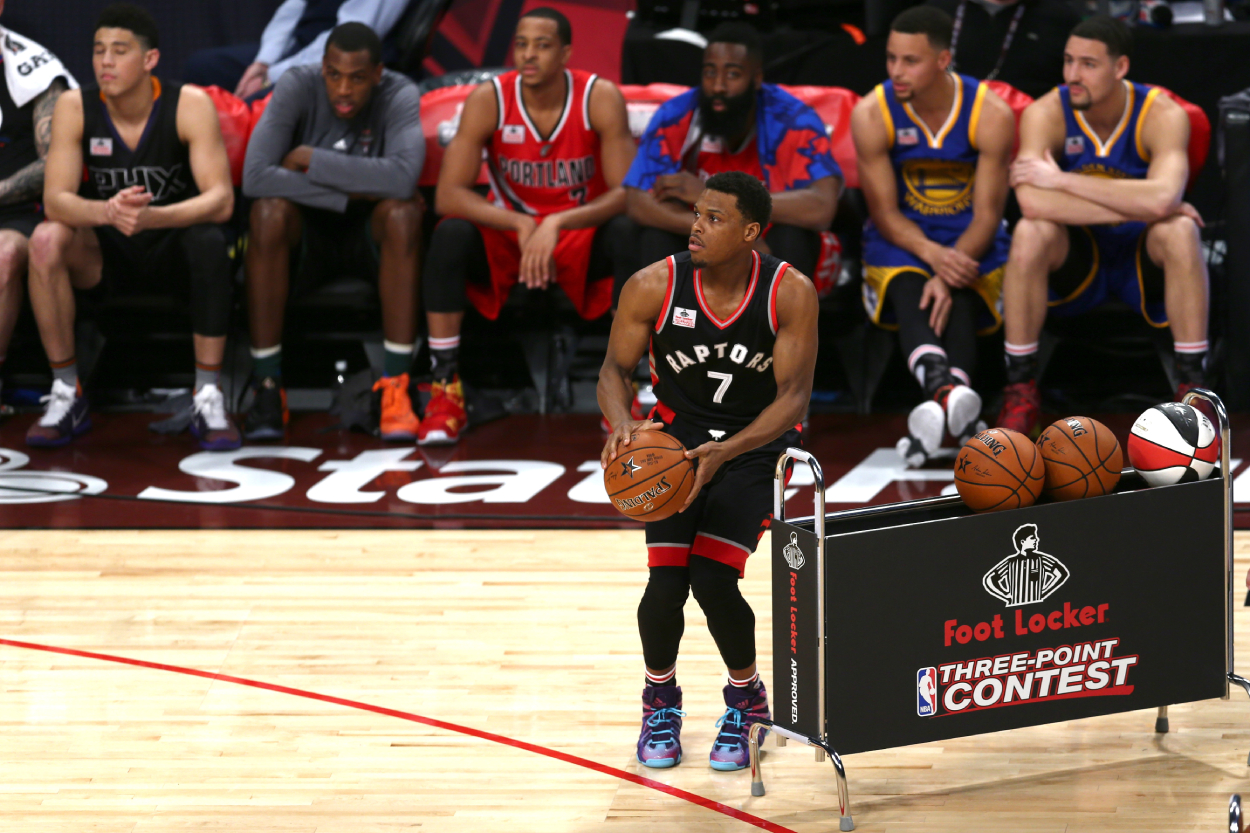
243;376;288;441
373;373;420;441
417;375;466;446
996;380;1040;436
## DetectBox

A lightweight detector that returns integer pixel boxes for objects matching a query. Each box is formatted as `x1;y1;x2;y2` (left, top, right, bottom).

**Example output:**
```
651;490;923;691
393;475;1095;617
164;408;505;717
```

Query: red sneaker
996;380;1040;436
417;375;466;446
373;373;420;441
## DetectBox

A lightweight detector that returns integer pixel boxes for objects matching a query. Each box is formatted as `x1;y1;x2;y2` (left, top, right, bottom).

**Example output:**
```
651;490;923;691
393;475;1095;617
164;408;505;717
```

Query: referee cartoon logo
982;524;1070;607
783;532;805;570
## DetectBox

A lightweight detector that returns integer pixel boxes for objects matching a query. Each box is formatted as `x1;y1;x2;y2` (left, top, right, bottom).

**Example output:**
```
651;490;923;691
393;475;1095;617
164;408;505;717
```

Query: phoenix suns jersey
484;68;608;218
650;250;789;430
873;73;989;239
80;78;197;207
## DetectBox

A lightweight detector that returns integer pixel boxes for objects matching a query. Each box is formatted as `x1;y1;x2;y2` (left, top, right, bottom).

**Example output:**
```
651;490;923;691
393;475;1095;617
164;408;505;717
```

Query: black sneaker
244;377;287;440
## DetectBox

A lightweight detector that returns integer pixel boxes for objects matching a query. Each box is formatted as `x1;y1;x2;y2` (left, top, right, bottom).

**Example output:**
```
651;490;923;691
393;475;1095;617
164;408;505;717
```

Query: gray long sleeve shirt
242;65;423;213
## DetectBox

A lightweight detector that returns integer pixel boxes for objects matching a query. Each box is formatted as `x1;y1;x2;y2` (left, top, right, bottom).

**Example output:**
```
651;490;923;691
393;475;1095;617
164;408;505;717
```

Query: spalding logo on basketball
1126;402;1218;487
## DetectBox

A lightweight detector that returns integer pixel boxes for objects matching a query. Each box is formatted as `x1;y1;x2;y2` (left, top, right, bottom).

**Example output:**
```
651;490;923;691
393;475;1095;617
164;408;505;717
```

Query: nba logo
1064;135;1085;155
917;667;937;716
897;127;919;146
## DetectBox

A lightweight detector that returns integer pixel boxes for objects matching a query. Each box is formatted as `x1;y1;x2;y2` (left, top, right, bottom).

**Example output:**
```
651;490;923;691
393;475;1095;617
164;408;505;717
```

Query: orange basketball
603;430;696;521
954;428;1046;512
1037;416;1122;501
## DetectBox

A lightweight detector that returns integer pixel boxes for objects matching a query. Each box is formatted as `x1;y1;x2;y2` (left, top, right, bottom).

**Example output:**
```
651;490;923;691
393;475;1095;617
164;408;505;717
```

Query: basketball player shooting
598;170;818;771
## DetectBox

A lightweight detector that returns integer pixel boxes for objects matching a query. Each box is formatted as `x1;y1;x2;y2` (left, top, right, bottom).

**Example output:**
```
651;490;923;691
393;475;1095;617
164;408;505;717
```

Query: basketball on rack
1127;402;1219;486
1036;416;1122;501
954;427;1046;512
603;430;695;521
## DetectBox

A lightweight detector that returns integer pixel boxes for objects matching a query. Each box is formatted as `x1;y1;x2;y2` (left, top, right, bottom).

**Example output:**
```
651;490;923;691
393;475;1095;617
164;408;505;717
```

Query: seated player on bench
417;7;636;446
622;22;840;301
997;15;1208;434
0;11;74;415
27;3;236;450
851;6;1014;466
242;22;424;442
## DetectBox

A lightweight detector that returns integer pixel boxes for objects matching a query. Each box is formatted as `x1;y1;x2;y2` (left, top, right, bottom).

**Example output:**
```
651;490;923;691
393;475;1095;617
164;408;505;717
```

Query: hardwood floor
2;529;1248;831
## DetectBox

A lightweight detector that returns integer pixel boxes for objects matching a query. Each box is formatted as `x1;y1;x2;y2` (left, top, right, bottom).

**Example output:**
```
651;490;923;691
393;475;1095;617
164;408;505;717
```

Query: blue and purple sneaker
26;379;91;447
709;680;771;771
637;684;685;768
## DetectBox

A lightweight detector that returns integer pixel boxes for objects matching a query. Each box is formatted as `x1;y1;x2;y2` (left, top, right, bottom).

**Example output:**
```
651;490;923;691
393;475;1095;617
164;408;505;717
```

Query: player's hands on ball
519;215;560;289
920;275;952;336
680;441;731;511
600;419;664;468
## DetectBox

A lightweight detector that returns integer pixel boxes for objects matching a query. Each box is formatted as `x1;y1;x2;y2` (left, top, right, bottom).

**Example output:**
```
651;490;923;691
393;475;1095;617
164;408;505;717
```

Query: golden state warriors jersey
1057;80;1160;184
875;73;989;237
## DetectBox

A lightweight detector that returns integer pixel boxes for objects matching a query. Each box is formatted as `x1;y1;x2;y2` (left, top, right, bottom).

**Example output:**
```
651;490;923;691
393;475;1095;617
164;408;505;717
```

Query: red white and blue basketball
1127;403;1219;487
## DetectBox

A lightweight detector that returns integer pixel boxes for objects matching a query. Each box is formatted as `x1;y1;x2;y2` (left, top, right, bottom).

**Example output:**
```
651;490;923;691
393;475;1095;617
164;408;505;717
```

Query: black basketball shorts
644;411;802;577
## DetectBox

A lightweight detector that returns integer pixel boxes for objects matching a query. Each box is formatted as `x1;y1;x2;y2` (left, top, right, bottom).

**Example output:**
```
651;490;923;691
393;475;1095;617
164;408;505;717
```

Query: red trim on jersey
655;256;676;333
648;545;692;568
650;399;677;425
691;533;751;577
768;260;789;335
694;250;759;330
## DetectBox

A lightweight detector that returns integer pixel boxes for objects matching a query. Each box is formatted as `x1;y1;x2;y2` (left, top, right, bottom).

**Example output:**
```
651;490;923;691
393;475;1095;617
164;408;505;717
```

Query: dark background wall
4;0;284;87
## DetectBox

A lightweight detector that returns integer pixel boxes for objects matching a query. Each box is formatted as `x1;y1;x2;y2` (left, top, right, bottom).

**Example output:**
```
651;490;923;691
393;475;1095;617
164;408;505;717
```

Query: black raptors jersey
650;250;790;430
79;79;197;207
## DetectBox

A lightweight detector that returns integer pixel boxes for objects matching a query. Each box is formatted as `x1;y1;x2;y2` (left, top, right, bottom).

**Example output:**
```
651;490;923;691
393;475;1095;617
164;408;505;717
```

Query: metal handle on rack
1181;389;1232;696
774;448;828;746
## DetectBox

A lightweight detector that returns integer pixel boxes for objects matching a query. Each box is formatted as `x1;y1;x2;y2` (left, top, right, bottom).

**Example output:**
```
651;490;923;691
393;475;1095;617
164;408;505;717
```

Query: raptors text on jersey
650;249;790;430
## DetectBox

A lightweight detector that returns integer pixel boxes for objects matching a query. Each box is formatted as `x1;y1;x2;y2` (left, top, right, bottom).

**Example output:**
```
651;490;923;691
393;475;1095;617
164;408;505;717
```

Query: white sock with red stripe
728;670;759;690
646;666;677;688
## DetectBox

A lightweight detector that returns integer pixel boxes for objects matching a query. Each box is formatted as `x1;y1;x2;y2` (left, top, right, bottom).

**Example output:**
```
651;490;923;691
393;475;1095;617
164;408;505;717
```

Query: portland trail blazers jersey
485;68;608;218
651;250;790;430
79;78;197;207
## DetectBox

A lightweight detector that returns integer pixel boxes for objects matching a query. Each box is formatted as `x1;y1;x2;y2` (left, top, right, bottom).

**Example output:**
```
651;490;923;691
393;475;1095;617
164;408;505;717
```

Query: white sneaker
193;384;230;430
38;378;78;426
943;385;983;441
896;435;928;468
907;400;945;458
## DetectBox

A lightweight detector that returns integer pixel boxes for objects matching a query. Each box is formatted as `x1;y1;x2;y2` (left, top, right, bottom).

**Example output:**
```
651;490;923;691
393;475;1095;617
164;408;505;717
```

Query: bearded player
999;15;1207;433
599;171;818;771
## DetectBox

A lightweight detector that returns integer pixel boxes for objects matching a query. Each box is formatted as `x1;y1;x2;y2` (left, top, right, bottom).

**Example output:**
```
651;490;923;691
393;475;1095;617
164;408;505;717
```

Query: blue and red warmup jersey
623;84;841;193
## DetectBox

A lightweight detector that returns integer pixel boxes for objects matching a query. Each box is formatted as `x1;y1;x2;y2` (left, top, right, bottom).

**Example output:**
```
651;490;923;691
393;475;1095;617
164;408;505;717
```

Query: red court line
0;637;797;833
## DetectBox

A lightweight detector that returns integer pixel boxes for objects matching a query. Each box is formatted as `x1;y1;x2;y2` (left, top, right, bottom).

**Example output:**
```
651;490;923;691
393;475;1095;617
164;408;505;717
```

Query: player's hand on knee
1171;202;1205;228
930;246;979;288
920;276;952;336
600;419;664;467
679;441;727;511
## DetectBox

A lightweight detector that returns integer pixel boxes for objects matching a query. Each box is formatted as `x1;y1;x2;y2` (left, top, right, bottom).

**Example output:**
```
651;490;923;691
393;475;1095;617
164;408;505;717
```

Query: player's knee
638;568;691;619
377;199;421;243
1149;213;1200;253
1010;219;1058;257
249;197;296;246
431;216;476;249
688;557;745;612
0;234;27;285
28;222;72;273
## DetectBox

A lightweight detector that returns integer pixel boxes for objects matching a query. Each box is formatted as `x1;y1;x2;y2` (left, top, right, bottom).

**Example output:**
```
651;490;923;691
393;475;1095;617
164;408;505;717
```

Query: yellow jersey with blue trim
873;73;989;235
1057;80;1160;185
